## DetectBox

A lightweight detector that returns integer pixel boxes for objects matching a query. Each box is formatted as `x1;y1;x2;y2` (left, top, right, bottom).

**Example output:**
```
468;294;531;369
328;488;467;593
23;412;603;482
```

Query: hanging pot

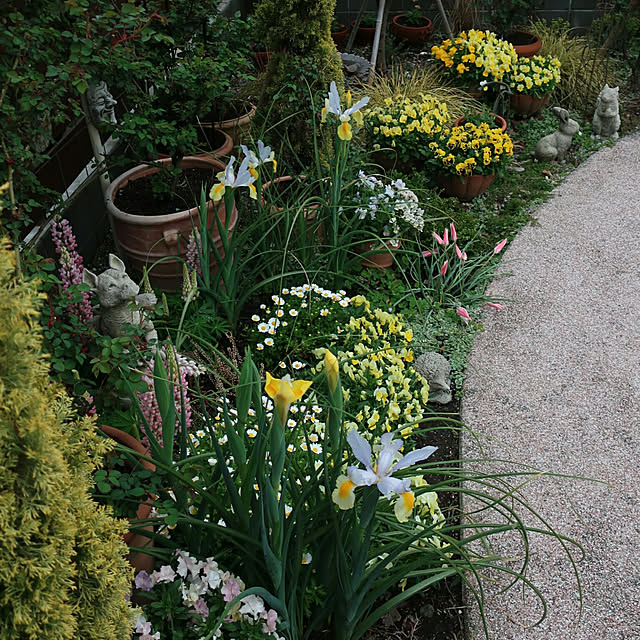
390;15;434;44
358;239;401;269
99;425;156;574
105;156;238;292
437;173;495;201
510;93;549;116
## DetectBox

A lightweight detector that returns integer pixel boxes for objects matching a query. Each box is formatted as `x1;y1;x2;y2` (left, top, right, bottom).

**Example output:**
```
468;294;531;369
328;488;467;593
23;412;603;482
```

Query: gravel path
461;134;640;640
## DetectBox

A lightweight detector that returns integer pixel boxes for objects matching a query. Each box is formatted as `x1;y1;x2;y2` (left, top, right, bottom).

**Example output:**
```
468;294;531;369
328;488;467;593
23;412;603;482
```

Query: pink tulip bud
486;302;503;310
433;232;445;245
440;260;448;276
450;222;457;242
456;307;471;323
455;244;463;259
443;228;449;245
422;250;433;258
494;238;508;254
461;252;467;261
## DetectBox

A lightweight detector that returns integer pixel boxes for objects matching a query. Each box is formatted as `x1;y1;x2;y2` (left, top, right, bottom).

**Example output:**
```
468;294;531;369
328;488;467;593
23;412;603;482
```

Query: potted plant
454;106;508;132
331;18;349;49
346;171;426;268
505;29;542;58
508;54;562;116
352;13;379;45
391;0;433;44
431;29;518;95
365;94;450;168
427;121;514;200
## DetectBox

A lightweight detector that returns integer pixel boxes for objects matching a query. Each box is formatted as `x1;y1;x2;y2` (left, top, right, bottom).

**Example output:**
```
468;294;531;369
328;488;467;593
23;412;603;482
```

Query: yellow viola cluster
314;296;429;439
428;122;514;176
431;29;517;86
365;95;449;159
510;54;562;98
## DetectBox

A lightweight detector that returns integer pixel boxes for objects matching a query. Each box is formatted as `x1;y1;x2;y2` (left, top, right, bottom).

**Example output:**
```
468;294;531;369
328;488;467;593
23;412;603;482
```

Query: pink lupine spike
433;232;445;245
494;238;508;254
443;228;449;245
450;222;457;242
456;307;471;323
440;260;448;276
486;302;504;309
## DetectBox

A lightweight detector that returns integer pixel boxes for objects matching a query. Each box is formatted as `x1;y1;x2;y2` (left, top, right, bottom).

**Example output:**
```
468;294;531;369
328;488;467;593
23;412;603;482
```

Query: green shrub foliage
0;237;133;640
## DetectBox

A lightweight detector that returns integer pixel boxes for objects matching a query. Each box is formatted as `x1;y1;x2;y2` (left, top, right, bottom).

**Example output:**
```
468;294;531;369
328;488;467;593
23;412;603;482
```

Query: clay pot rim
212;102;256;129
331;23;349;35
105;156;226;225
391;14;434;30
352;20;377;31
505;29;541;46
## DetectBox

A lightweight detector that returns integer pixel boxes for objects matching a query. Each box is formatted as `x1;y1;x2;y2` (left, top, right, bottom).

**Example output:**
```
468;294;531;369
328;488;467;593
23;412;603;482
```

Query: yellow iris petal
210;183;225;202
394;491;415;522
332;475;356;510
248;184;257;200
265;372;312;424
337;120;352;141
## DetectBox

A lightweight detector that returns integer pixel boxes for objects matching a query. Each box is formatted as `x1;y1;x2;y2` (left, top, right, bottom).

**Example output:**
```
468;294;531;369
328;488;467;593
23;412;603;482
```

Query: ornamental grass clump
428;122;514;177
509;54;562;98
365;94;449;162
431;29;518;88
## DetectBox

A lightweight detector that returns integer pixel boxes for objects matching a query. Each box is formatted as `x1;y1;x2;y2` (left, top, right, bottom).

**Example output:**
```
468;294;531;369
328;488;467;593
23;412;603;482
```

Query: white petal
377;475;410;497
328;81;342;115
348;466;378;487
376;434;403;476
392;446;438;472
347;429;372;468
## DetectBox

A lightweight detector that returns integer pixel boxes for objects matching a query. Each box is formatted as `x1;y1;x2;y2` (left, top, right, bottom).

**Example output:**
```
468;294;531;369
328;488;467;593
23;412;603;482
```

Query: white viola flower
240;594;266;619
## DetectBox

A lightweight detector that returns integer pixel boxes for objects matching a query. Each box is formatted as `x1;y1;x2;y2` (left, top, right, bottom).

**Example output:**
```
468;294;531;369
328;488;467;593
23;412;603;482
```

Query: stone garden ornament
86;80;118;126
413;352;452;404
83;254;157;344
534;107;580;162
592;84;620;142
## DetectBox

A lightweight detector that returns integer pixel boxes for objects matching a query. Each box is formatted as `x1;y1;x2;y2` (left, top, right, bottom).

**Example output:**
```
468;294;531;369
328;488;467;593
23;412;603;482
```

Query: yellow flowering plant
365;95;449;163
431;29;517;88
509;54;562;98
427;122;514;177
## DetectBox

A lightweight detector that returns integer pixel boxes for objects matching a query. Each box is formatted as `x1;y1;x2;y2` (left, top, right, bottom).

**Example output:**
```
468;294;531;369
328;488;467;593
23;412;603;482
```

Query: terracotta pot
352;20;377;45
331;23;349;49
213;101;256;147
437;173;495;201
261;175;324;242
100;425;156;574
358;239;401;269
156;128;233;161
454;113;508;132
506;30;542;58
390;15;433;44
510;92;549;116
105;156;239;292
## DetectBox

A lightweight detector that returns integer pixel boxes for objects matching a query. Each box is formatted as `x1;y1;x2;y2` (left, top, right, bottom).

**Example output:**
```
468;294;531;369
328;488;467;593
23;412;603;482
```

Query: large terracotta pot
156;128;233;161
105;156;238;292
390;15;433;44
454;113;508;132
331;23;349;49
511;93;549;116
358;239;401;269
437;173;495;201
213;101;256;147
261;175;324;242
100;425;156;574
352;21;377;45
506;30;542;58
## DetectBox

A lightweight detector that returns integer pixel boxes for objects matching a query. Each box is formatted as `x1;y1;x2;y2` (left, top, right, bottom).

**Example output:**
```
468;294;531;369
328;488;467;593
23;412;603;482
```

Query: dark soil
115;167;215;216
505;30;537;46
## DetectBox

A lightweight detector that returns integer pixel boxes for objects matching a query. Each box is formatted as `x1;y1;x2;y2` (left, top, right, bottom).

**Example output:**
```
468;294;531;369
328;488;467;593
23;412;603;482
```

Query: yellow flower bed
428;122;514;176
431;29;517;86
365;95;449;162
510;54;562;98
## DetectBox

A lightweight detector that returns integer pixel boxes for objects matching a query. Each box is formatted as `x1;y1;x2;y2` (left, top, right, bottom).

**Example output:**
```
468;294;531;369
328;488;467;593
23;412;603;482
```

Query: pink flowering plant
132;549;284;640
410;221;510;320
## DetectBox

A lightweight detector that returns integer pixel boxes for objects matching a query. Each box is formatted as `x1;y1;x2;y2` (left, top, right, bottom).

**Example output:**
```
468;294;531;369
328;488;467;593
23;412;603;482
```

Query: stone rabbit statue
413;352;452;404
534;107;580;162
83;253;157;344
592;84;620;142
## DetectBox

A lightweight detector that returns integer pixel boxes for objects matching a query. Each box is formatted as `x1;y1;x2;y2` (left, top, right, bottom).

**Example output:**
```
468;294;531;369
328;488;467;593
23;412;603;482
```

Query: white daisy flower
287;444;296;452
247;428;258;438
339;299;349;307
257;343;264;351
309;433;319;442
320;308;329;316
278;361;287;369
312;405;322;414
289;309;298;317
301;553;312;565
260;303;266;310
301;302;308;308
257;322;269;333
287;418;297;428
292;361;304;370
282;288;289;295
276;309;285;317
251;314;260;322
264;338;274;346
310;443;322;454
302;284;311;291
300;441;308;451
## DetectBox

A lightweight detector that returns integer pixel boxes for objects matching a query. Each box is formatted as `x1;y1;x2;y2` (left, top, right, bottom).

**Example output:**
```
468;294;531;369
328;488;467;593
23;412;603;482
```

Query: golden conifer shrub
0;236;134;640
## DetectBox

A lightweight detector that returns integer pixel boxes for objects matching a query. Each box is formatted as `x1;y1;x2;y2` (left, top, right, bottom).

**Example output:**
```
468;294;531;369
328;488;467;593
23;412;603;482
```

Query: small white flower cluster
133;549;283;640
251;284;351;352
353;171;425;237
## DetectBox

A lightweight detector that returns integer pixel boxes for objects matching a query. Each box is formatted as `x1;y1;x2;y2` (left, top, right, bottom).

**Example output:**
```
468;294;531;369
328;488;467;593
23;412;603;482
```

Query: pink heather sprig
50;218;93;326
138;346;202;446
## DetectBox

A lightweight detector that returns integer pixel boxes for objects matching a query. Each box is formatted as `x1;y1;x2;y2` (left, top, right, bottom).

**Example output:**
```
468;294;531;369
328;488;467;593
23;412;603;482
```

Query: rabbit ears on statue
82;253;126;290
551;107;570;123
